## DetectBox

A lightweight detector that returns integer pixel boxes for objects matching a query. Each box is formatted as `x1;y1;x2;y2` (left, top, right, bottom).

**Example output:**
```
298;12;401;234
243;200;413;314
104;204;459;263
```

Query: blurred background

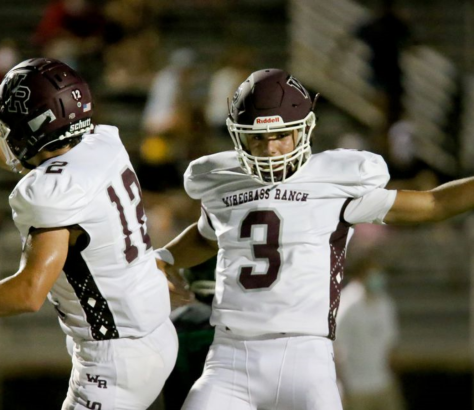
1;0;474;408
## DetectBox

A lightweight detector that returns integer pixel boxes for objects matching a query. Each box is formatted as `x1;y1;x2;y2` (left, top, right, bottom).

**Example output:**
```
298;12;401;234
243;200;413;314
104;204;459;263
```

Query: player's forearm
0;273;44;316
386;177;474;224
165;222;218;269
430;176;474;221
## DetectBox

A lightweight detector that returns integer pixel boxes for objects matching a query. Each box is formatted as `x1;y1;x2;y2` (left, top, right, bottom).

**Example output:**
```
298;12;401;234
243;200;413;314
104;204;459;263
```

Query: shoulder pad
295;149;390;197
184;151;241;200
10;167;88;229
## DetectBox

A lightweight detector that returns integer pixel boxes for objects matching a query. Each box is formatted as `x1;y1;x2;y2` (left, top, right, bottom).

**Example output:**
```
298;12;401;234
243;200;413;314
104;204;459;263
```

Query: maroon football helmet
0;58;93;171
227;68;317;184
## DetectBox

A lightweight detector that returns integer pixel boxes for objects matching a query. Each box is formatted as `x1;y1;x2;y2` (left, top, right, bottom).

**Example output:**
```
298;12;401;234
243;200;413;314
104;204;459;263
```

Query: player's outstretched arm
0;227;69;316
385;177;474;224
161;222;218;269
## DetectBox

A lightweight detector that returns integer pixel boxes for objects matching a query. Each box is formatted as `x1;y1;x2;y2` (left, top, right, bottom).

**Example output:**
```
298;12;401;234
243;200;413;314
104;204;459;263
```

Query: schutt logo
69;118;91;132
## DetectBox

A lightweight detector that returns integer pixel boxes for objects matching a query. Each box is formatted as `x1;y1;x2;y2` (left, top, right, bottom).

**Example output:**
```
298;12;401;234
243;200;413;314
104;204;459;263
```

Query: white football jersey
9;125;170;341
185;149;395;339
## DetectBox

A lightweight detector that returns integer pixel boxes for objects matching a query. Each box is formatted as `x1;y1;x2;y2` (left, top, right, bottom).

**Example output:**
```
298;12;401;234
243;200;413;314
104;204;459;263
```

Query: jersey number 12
107;168;152;263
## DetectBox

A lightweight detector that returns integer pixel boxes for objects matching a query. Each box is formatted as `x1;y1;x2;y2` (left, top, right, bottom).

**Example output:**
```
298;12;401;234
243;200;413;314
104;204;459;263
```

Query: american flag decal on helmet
287;76;309;99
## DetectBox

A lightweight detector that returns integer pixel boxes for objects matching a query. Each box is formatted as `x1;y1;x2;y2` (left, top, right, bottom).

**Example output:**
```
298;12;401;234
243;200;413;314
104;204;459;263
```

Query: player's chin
261;167;295;183
261;170;283;182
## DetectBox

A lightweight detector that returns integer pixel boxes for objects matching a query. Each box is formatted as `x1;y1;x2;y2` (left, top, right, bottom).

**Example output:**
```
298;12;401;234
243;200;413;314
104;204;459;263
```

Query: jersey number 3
107;168;151;263
239;210;282;290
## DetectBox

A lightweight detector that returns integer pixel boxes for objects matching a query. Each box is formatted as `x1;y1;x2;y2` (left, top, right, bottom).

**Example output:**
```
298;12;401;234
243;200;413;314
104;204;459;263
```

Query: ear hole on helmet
59;99;65;117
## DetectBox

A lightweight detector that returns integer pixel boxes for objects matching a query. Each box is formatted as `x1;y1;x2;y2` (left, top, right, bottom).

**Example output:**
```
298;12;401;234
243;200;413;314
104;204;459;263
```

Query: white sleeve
358;152;391;189
343;189;397;225
10;171;87;229
197;206;217;241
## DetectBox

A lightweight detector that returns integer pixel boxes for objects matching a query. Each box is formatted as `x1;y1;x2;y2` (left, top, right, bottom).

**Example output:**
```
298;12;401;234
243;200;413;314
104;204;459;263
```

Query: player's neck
29;146;73;167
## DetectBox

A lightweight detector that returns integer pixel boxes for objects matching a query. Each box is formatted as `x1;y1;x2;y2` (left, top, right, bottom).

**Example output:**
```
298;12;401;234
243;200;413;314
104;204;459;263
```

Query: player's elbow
416;206;446;223
428;190;461;222
21;294;45;313
429;198;454;222
16;278;47;313
422;193;446;223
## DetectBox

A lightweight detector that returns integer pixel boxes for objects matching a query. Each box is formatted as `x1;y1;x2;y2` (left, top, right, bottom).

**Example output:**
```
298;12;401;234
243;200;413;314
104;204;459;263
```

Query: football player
0;58;178;410
155;68;474;410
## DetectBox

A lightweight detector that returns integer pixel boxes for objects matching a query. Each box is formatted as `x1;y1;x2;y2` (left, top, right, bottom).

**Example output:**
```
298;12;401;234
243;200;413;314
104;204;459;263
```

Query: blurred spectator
384;120;443;188
103;0;161;92
205;47;253;141
138;48;200;192
0;39;20;82
33;0;105;75
142;48;197;137
354;0;415;129
329;0;415;157
336;257;406;410
337;132;369;151
387;120;415;172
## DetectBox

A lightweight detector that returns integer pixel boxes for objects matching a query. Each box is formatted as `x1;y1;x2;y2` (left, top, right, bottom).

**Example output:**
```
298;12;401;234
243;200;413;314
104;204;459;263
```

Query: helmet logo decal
254;116;283;126
71;89;82;101
231;85;243;110
286;76;309;99
5;74;31;114
69;118;91;133
28;109;57;132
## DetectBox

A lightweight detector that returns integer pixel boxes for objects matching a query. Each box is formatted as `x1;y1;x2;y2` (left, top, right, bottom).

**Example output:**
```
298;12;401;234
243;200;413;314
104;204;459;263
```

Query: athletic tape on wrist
154;248;175;266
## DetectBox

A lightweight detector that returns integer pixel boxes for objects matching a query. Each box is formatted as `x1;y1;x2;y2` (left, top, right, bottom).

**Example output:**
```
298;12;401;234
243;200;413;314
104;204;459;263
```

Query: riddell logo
254;116;282;125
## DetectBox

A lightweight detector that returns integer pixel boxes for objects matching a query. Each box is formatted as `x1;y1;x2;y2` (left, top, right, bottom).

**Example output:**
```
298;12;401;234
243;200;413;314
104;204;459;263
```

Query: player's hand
155;247;194;308
167;267;195;310
156;258;168;274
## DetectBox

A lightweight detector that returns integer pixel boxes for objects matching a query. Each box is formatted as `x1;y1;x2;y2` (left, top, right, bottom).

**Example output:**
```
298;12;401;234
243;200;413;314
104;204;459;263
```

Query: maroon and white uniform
182;148;396;410
10;125;177;410
186;148;395;338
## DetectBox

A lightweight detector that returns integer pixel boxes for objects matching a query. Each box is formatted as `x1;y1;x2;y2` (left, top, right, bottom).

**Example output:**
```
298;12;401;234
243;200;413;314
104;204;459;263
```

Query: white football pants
182;327;343;410
62;318;178;410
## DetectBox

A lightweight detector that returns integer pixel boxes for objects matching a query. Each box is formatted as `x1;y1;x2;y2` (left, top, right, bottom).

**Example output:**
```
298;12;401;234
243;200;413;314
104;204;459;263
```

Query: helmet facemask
0;118;22;172
227;111;316;185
